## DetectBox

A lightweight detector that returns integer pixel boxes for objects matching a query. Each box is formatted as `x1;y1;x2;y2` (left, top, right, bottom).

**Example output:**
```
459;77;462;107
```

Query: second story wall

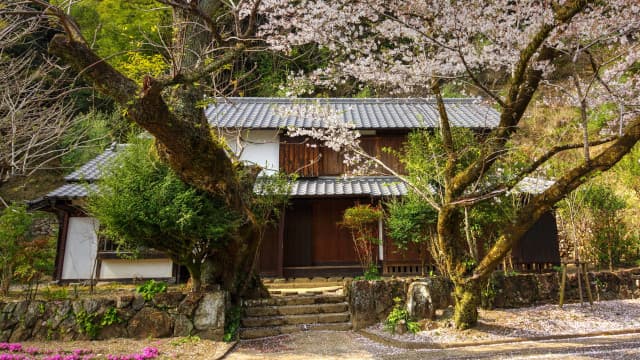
280;131;408;177
224;130;280;175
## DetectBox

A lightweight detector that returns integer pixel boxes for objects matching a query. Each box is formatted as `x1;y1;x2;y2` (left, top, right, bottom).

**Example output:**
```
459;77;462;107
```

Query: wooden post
559;263;567;308
582;263;594;307
576;259;584;305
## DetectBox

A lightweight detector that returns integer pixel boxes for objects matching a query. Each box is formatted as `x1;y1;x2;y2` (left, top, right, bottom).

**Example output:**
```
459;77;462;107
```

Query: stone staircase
240;294;352;339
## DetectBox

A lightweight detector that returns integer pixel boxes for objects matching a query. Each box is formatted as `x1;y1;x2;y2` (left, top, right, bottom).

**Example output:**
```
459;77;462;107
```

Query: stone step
240;322;352;340
242;311;350;327
245;302;348;317
268;286;343;296
266;282;344;289
244;295;346;307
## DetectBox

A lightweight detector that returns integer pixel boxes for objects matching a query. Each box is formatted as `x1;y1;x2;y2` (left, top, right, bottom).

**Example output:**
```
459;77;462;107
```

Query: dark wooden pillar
277;208;285;277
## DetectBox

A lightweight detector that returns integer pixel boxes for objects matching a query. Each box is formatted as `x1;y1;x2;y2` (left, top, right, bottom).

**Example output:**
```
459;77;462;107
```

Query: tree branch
449;136;618;207
471;114;640;281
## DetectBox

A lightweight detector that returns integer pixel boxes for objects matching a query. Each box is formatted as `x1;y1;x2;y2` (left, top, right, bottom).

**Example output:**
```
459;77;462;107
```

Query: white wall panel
99;259;173;279
225;130;279;174
61;217;98;280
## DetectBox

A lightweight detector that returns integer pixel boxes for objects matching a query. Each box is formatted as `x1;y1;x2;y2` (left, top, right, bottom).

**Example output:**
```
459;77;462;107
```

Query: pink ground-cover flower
0;344;22;353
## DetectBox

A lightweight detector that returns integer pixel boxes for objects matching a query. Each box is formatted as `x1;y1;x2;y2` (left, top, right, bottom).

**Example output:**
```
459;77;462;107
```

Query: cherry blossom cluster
260;0;640;114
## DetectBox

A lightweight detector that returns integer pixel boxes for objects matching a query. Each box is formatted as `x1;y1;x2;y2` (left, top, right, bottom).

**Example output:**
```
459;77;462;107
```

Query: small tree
89;139;291;292
386;196;438;276
578;185;628;271
0;204;33;295
342;204;382;279
88;140;242;292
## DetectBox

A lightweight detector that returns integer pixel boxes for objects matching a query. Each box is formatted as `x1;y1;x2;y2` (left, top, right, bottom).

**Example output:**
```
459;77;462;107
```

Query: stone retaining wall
347;268;640;329
485;267;640;308
0;291;226;342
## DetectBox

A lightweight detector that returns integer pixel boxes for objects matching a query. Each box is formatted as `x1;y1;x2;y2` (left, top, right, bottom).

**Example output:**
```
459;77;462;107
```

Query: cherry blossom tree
262;0;640;328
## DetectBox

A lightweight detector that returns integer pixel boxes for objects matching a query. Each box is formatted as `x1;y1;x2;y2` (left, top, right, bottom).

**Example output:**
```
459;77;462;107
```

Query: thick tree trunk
453;279;481;330
200;224;269;301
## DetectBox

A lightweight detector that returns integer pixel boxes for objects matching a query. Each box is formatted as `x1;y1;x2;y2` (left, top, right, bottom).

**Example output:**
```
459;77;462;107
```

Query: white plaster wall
61;217;98;280
99;259;173;279
225;130;279;174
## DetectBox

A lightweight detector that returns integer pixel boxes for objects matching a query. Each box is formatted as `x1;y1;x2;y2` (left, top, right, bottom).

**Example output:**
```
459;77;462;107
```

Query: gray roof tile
288;176;408;197
65;144;126;182
45;183;98;199
206;97;500;129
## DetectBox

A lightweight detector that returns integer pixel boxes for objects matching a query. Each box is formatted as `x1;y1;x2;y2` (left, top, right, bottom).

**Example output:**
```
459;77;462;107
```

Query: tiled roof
45;183;98;199
206;97;500;129
45;173;554;201
65;145;125;182
288;176;407;197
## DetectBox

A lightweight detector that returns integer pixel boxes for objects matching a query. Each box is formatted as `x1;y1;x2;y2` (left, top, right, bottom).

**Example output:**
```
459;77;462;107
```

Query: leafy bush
75;309;100;339
560;184;631;271
100;307;122;327
137;280;167;301
342;204;382;278
384;297;421;334
88;139;242;291
579;185;629;270
0;204;33;295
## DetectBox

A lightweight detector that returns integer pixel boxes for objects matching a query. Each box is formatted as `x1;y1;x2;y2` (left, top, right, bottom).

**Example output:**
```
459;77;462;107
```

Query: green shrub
100;306;122;327
342;204;382;277
137;279;167;301
75;309;100;339
384;297;420;335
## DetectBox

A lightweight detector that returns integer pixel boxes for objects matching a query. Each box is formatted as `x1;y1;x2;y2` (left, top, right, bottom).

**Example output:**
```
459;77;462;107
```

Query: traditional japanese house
31;98;560;282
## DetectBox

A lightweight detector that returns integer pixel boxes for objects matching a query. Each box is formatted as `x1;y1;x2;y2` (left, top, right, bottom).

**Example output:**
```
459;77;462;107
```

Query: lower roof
38;175;554;202
41;176;407;200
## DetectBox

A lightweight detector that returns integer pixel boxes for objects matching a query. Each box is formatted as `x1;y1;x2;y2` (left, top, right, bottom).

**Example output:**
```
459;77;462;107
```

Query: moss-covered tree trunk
45;1;268;301
437;204;484;328
453;279;481;330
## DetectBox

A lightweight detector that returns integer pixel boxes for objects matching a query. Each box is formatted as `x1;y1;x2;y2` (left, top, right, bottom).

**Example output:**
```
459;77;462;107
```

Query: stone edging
357;327;640;350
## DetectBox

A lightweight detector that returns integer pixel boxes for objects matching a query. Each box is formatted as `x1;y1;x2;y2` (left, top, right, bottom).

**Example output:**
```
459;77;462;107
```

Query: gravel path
366;298;640;345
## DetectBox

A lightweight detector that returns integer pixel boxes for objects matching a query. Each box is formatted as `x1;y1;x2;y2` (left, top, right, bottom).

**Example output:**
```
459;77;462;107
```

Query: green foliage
576;184;629;270
41;286;69;301
136;280;167;301
100;306;122;327
386;195;437;250
342;204;382;276
391;129;520;274
88;139;242;290
62;0;170;83
384;297;420;335
0;204;33;295
170;335;201;346
75;307;123;340
342;204;382;234
75;309;100;340
61;110;137;170
364;264;381;281
223;306;243;342
614;144;640;195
